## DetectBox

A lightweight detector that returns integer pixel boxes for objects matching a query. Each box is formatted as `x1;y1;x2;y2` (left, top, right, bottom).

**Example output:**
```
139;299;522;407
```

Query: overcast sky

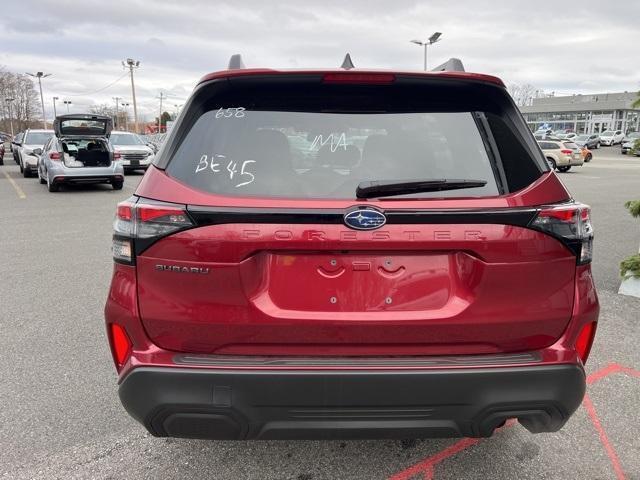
2;0;639;121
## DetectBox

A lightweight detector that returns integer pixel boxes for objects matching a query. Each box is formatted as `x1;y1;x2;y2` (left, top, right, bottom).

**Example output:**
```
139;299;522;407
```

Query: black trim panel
187;205;539;228
119;363;585;440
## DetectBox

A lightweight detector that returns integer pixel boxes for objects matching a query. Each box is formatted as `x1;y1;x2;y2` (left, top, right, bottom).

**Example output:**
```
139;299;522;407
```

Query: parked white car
599;130;624;146
109;131;155;173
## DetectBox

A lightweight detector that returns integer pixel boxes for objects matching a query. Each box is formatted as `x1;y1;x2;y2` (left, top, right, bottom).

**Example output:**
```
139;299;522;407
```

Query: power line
58;72;128;97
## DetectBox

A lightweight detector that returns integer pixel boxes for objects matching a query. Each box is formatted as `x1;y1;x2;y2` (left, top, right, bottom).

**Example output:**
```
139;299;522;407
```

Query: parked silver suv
36;114;124;192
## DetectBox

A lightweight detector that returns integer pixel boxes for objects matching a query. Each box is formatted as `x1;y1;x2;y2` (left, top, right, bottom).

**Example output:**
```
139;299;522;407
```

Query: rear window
24;132;52;145
166;109;500;199
59;119;107;136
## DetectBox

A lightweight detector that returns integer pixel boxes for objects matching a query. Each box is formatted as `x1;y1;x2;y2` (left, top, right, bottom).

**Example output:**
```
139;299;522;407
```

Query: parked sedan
555;133;577;140
11;132;23;163
622;139;640;156
0;142;4;165
599;130;624;146
36;114;124;192
538;140;584;172
621;132;640;154
574;134;601;149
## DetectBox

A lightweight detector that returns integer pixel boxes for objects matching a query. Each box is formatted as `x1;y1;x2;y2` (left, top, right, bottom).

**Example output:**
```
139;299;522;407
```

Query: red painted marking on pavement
389;364;639;480
388;438;480;480
586;363;623;385
388;420;517;480
582;393;626;480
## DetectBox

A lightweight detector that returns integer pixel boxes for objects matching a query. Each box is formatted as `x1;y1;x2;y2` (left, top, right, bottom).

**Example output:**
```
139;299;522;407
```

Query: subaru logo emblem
344;208;386;230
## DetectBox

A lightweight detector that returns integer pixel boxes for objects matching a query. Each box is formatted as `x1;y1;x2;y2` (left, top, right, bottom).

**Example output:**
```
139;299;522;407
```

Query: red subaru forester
105;62;599;440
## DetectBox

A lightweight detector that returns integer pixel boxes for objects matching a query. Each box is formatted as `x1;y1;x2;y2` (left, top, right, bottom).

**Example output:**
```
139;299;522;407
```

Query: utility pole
113;96;121;129
63;100;72;113
157;92;165;133
26;71;52;128
5;98;15;136
123;59;140;133
52;96;58;118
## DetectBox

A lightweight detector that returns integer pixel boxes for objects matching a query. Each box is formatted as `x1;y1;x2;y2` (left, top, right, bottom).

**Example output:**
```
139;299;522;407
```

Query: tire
23;166;31;178
595;142;600;149
112;180;124;190
546;157;557;170
19;161;23;173
585;153;592;163
557;166;571;172
46;175;59;192
38;167;46;184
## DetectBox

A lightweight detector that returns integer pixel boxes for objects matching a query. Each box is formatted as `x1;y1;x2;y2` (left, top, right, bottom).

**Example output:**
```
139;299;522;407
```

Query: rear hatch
54;114;112;138
129;72;578;356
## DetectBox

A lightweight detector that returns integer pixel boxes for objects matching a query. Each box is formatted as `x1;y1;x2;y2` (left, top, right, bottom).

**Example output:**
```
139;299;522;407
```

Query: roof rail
340;53;355;70
431;58;465;72
227;54;246;70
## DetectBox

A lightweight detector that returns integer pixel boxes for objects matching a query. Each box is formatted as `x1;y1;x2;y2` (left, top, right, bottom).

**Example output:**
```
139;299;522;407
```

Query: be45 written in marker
195;154;255;188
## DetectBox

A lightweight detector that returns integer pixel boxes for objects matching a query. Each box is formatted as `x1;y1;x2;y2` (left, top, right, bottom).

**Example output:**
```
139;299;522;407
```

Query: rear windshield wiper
356;178;488;199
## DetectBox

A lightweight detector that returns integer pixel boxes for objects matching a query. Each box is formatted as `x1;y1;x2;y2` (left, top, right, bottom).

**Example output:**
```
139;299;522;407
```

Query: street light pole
123;59;140;134
157;92;165;133
121;103;130;131
26;71;52;128
52;96;58;119
63;100;72;113
5;98;15;136
410;32;443;71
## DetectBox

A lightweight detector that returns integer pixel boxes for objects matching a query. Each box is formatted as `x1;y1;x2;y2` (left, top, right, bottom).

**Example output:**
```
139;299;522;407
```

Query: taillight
108;323;132;370
114;152;121;160
112;197;193;264
49;152;61;161
575;321;597;364
530;203;594;264
560;149;573;155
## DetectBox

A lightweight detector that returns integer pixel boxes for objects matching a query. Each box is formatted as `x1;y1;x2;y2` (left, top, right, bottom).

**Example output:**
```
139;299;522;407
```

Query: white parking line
2;170;26;199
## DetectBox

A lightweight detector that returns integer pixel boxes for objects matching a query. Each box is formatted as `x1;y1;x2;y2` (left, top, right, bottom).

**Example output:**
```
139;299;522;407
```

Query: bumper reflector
109;323;132;370
575;321;597;364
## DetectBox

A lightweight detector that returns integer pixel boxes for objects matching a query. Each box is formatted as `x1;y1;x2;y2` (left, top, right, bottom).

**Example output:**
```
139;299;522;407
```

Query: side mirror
32;148;43;156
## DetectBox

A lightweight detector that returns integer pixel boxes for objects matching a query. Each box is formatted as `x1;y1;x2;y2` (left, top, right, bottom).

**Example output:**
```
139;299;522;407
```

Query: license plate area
266;253;457;312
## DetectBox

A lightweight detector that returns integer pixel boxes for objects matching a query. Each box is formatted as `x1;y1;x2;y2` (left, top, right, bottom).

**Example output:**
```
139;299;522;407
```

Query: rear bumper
52;174;123;184
119;363;586;440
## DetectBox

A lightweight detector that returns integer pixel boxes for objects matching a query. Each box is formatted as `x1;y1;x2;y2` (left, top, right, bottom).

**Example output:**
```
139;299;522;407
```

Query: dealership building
520;91;640;134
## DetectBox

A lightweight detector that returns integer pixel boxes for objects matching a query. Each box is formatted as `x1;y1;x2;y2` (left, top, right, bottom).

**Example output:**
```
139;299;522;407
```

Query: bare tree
89;103;130;130
507;83;542;107
0;67;40;134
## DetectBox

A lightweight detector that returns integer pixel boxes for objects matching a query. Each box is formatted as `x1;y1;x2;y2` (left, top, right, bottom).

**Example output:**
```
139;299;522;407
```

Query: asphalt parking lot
1;147;639;480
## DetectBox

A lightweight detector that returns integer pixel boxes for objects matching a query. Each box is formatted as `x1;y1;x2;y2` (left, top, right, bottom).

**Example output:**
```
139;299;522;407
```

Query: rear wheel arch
546;157;557;170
